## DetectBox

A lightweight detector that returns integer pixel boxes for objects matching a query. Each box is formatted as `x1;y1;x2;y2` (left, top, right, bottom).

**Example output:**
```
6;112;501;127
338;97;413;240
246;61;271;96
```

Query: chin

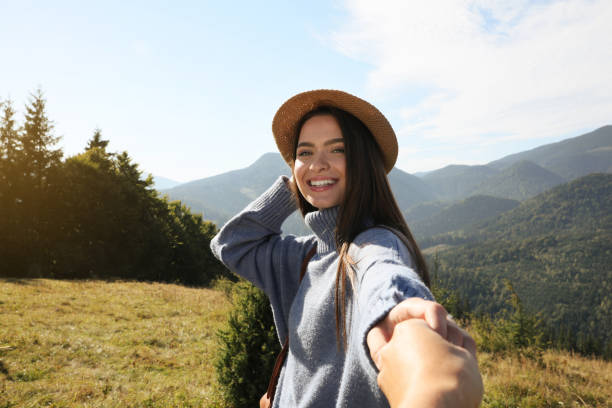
308;199;340;209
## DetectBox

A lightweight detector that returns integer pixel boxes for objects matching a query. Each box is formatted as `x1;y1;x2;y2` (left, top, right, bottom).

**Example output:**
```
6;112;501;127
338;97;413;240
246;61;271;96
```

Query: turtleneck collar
304;206;338;254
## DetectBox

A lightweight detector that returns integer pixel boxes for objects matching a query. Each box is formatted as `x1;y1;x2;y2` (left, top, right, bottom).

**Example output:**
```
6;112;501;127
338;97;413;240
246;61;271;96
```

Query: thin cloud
332;0;612;147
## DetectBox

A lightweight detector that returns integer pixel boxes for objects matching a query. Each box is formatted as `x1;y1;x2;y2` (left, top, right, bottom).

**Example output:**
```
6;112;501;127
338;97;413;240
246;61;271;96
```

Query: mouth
307;178;338;191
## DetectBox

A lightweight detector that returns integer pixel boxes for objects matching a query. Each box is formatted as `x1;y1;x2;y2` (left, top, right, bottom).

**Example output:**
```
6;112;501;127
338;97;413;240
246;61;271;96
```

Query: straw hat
272;89;398;173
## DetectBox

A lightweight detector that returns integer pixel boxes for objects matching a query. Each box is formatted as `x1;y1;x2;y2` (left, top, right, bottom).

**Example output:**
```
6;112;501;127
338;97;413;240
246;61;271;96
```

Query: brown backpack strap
265;244;317;404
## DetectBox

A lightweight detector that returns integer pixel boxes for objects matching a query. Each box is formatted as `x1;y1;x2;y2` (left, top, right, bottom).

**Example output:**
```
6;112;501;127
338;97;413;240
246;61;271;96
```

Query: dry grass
0;279;231;407
479;350;611;407
1;279;610;407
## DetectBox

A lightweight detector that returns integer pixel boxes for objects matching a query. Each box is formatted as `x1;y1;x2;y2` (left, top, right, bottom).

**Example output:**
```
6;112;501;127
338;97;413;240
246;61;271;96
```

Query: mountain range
162;125;611;237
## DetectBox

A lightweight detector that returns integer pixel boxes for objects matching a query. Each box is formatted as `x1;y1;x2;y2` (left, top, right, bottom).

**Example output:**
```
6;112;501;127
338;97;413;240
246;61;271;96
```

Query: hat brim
272;89;398;173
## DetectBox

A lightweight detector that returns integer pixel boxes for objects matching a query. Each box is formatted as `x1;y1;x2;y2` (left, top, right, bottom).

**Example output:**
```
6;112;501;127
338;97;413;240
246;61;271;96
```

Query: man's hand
374;319;483;408
367;298;476;369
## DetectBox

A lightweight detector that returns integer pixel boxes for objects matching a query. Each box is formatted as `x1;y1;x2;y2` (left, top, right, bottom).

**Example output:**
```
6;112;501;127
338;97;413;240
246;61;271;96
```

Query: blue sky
1;0;610;182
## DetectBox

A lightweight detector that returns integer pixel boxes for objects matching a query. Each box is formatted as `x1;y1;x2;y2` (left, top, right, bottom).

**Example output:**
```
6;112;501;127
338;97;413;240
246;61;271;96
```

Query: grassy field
0;279;231;407
479;350;611;407
1;279;611;407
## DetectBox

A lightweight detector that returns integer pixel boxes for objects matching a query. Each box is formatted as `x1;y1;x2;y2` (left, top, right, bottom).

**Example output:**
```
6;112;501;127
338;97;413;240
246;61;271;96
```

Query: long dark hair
291;106;430;349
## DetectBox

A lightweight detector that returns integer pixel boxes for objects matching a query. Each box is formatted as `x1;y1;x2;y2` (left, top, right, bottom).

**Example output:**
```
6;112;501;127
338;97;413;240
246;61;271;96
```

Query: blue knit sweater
210;176;434;407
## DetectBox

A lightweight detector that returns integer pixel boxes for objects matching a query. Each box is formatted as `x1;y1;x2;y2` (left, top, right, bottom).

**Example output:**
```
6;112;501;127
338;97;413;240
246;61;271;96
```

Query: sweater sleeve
350;227;435;373
210;176;316;341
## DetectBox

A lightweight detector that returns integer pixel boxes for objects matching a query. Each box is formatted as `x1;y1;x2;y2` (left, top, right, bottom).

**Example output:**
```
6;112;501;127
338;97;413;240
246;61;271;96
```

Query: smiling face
293;114;347;210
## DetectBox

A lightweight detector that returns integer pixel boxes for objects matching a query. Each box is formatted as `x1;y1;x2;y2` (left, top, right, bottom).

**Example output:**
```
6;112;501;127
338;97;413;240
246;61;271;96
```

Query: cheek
334;157;347;178
293;163;307;191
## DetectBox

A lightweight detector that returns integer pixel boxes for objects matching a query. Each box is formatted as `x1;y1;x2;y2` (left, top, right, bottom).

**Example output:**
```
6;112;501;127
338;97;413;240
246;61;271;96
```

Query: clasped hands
367;298;484;408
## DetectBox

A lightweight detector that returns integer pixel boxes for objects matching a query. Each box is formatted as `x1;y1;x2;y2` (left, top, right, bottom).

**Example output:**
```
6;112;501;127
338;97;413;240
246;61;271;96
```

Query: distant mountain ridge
418;125;611;201
161;125;611;235
166;152;290;219
487;125;612;175
421;165;500;200
152;175;181;190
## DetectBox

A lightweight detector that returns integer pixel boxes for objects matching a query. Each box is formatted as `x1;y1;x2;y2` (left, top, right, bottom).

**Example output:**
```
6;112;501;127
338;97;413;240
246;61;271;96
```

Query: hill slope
471;160;566;200
0;279;231;407
421;165;499;200
164;152;291;220
487;125;612;179
152;175;182;190
2;279;610;407
411;195;519;238
432;174;612;351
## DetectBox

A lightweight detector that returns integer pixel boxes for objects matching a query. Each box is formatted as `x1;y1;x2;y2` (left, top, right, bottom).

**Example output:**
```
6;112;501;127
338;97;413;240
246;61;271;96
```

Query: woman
211;90;478;407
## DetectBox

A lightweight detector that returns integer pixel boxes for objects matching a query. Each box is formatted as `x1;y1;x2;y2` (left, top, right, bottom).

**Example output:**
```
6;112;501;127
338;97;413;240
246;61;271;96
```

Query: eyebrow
297;138;345;148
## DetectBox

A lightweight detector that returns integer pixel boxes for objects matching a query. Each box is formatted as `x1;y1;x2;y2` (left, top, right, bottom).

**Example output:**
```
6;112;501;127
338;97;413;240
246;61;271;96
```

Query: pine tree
215;281;281;408
0;100;20;164
84;129;113;172
503;281;543;351
21;89;62;188
0;100;24;275
86;128;109;151
18;89;62;276
0;99;21;196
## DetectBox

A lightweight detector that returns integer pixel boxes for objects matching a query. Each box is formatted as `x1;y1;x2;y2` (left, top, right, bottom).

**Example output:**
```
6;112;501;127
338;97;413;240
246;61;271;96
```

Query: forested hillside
470;160;565;200
421;164;499;200
430;174;612;356
0;92;227;285
410;195;519;238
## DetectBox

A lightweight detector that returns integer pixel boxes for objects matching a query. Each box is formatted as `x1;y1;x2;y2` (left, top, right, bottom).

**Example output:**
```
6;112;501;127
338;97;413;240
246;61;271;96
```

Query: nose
309;151;330;172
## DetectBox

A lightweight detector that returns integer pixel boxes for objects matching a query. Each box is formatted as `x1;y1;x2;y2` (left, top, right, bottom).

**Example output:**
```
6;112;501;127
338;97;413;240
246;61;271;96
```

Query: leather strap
265;244;317;404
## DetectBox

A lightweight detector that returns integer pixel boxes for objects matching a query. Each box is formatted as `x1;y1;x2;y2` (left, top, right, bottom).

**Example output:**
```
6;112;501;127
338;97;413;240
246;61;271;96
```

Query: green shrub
471;281;544;360
215;281;281;408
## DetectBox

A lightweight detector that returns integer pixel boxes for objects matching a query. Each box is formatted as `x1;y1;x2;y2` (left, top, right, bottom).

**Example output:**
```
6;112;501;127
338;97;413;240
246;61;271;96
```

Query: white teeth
310;179;335;186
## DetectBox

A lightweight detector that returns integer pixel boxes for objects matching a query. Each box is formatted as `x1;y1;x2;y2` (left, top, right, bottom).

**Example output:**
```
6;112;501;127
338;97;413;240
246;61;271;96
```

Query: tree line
418;174;612;358
0;90;229;285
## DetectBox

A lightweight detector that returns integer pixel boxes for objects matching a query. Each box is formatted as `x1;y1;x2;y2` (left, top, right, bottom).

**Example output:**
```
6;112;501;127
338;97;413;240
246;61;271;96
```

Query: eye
297;150;312;157
332;146;345;154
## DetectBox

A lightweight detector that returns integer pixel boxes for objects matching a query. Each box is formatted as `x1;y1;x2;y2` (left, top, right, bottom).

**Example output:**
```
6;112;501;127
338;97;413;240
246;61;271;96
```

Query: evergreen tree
470;280;544;358
0;99;21;165
429;253;470;320
0;100;23;275
215;281;280;408
503;280;542;350
20;89;62;188
86;128;109;151
0;99;21;199
18;90;63;276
